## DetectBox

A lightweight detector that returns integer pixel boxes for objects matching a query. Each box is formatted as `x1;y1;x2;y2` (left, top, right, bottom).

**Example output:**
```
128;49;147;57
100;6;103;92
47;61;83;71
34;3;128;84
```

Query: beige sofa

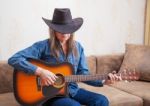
0;54;150;106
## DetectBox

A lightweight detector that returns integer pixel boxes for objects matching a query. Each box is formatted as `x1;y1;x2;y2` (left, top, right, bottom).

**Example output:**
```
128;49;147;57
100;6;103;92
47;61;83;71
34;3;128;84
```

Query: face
55;31;71;42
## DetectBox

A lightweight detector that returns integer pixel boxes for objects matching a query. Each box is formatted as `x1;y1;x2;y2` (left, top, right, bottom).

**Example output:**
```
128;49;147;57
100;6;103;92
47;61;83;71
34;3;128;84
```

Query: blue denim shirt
8;39;103;97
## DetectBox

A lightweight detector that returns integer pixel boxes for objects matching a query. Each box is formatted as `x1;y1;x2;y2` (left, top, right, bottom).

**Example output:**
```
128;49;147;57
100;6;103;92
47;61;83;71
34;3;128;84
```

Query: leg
72;88;109;106
42;97;81;106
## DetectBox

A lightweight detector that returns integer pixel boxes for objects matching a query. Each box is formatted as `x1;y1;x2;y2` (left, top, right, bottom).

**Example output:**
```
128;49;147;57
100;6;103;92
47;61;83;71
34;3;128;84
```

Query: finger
109;73;115;81
112;72;118;81
41;78;48;86
114;74;119;81
46;79;53;85
113;74;117;80
111;74;115;81
41;80;44;86
54;74;58;79
47;73;56;81
51;75;57;81
49;72;58;80
118;73;122;80
44;80;49;86
47;77;55;84
108;73;112;80
108;74;113;81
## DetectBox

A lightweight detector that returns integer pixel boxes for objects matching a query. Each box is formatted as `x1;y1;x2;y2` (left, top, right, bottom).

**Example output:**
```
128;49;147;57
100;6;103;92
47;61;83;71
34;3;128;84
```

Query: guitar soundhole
53;74;65;88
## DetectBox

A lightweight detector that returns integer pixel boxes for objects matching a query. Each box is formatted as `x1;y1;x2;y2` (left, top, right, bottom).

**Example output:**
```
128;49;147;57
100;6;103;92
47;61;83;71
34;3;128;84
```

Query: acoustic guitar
13;59;140;106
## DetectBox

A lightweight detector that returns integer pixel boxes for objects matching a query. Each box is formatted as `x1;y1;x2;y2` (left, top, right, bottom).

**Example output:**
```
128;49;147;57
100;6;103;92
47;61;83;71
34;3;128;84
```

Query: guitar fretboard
65;74;109;82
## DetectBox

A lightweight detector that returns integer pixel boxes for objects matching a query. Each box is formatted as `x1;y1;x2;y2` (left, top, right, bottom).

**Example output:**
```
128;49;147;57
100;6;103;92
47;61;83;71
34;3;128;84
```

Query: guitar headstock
119;69;140;81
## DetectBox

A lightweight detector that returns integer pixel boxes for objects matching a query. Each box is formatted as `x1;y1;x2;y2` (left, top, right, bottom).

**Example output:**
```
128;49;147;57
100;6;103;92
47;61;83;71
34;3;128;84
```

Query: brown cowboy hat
42;8;83;34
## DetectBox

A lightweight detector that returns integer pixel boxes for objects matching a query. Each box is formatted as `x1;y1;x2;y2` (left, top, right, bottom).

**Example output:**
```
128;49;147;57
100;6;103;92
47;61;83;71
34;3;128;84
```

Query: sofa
0;45;150;106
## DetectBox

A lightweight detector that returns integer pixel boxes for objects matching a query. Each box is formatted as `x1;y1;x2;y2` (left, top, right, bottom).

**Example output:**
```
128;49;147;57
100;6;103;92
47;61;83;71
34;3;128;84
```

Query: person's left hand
104;71;122;84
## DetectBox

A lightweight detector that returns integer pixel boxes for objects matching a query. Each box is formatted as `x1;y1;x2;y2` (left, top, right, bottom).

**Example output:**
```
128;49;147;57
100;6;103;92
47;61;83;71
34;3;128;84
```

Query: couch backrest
86;56;97;74
96;54;124;75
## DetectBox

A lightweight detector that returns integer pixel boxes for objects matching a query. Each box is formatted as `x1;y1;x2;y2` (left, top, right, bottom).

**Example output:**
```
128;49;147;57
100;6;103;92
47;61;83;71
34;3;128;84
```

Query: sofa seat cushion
78;82;143;106
0;92;20;106
110;81;150;106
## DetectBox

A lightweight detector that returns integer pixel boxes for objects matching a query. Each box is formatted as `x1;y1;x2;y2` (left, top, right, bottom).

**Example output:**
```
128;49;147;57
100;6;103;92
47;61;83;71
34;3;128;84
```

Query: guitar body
13;59;74;106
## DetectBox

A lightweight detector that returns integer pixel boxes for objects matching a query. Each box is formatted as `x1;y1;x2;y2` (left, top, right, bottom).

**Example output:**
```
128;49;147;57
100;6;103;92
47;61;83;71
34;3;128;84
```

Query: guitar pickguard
42;85;62;97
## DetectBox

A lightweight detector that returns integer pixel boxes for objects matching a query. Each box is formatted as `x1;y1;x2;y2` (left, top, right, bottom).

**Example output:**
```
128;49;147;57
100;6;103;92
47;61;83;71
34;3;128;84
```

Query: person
8;8;121;106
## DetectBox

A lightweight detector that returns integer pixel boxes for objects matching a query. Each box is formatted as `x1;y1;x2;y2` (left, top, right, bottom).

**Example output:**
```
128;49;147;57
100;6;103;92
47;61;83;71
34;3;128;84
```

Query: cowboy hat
42;8;83;34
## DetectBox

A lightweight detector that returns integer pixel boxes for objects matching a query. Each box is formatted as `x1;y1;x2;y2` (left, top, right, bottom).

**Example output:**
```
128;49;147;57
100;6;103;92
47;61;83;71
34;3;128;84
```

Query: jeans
42;88;109;106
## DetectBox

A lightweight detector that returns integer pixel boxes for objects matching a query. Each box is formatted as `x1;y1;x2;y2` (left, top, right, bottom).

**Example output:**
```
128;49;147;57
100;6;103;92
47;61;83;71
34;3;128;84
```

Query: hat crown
52;8;72;24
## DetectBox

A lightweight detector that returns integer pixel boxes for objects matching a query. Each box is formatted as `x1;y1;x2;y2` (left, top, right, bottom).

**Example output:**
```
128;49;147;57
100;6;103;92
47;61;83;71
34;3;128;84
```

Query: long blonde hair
49;28;78;60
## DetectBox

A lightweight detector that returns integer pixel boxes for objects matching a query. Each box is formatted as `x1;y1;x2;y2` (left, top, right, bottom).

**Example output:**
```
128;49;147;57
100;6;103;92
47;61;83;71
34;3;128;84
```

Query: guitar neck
65;74;108;82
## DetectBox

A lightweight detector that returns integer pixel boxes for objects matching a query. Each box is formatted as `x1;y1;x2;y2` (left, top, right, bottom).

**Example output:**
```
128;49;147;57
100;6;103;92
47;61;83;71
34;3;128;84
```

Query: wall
0;0;146;60
145;0;150;45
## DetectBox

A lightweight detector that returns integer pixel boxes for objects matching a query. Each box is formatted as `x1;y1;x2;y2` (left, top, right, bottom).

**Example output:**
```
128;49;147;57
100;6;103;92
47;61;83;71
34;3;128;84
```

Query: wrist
35;67;42;76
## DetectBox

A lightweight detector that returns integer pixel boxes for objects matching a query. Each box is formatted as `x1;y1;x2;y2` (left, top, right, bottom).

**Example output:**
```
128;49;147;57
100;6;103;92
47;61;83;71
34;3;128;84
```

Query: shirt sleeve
8;41;45;74
76;43;103;87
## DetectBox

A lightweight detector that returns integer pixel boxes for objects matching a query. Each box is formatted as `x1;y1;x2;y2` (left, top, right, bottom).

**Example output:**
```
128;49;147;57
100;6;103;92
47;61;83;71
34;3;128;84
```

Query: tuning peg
124;80;129;83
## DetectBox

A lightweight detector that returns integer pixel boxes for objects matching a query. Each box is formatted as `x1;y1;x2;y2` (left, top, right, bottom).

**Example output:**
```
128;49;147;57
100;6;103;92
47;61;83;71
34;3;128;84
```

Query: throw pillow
119;44;150;81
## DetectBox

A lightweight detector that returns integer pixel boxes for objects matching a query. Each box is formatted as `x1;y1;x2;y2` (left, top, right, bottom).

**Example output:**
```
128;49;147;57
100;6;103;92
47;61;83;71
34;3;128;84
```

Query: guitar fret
65;74;108;82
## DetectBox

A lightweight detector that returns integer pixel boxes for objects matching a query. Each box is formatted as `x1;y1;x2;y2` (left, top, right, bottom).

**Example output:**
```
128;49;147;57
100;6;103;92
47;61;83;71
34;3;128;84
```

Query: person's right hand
35;67;58;86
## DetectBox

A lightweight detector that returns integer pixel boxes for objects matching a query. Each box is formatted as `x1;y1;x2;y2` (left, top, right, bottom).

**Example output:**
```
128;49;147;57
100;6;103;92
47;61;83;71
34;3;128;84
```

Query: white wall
0;0;146;60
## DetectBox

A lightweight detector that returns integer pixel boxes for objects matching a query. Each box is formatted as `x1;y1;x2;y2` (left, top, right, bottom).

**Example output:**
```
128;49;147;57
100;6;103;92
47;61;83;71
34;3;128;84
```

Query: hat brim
42;17;83;34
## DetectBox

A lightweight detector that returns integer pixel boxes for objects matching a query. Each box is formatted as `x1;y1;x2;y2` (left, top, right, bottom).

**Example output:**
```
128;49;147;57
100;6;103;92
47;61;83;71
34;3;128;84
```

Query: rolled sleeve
8;41;45;74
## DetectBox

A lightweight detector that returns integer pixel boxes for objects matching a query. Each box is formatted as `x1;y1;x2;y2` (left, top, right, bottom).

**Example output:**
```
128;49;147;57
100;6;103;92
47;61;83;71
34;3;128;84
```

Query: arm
76;44;103;87
8;41;44;74
8;40;58;86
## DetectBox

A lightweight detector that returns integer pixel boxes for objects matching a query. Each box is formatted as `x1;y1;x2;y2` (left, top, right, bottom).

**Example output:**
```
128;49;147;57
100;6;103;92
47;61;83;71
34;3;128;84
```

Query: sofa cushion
119;44;150;81
0;92;20;106
0;61;14;93
96;54;124;75
78;82;143;106
110;81;150;106
86;56;96;74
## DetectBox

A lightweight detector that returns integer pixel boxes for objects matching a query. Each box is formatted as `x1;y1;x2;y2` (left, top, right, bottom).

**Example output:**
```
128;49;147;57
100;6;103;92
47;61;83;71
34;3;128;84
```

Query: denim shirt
8;39;103;97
